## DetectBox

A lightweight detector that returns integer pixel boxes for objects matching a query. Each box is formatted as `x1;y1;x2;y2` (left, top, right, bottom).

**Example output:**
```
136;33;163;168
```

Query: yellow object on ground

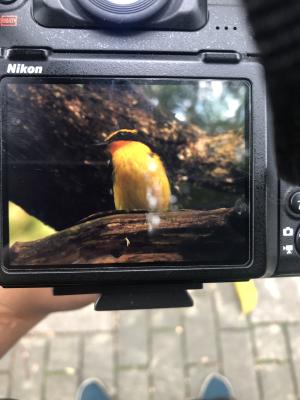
234;280;258;315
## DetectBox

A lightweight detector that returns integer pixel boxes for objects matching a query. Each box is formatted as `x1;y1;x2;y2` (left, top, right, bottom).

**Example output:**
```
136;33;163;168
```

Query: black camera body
0;0;299;303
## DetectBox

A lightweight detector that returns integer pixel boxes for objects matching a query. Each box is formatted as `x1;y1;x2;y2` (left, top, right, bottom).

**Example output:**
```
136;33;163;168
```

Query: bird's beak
93;140;108;147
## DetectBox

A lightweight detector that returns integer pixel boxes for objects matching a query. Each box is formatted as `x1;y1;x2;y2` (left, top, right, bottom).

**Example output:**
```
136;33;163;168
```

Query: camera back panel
0;0;296;288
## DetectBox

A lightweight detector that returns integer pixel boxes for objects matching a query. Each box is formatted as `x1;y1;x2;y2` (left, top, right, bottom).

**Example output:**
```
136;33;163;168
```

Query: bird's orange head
105;129;139;154
94;129;153;155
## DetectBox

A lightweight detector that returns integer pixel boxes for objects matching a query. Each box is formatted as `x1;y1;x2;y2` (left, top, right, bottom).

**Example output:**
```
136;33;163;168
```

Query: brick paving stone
191;284;216;295
258;363;296;400
251;278;300;323
188;364;218;399
118;310;148;367
33;306;114;334
0;373;9;398
118;369;149;400
82;333;115;396
45;373;78;400
0;351;11;372
254;324;287;361
151;330;184;400
221;331;259;400
184;290;217;365
151;308;181;329
214;283;247;328
6;278;300;400
287;324;300;391
47;335;80;372
10;336;46;400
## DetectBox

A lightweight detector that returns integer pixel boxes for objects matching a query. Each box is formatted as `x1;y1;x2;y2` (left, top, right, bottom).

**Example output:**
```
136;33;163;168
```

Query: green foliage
9;202;56;245
144;80;248;134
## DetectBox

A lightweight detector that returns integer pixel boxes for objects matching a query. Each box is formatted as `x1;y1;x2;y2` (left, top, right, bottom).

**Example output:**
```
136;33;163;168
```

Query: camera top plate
0;0;258;55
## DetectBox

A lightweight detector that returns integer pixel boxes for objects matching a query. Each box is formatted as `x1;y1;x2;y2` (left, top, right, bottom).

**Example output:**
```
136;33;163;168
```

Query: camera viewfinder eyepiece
76;0;169;25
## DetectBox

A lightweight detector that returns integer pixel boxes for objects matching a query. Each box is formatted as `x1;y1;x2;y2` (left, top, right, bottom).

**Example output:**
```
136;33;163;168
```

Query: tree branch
9;208;247;266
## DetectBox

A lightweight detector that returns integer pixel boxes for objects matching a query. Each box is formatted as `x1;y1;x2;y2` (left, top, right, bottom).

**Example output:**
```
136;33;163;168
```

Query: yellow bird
103;129;171;211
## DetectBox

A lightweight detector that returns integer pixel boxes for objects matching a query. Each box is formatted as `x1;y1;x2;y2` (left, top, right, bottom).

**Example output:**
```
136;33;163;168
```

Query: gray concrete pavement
1;279;300;400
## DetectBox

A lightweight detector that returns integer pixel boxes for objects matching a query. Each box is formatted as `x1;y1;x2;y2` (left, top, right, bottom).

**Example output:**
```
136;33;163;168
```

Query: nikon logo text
7;64;43;74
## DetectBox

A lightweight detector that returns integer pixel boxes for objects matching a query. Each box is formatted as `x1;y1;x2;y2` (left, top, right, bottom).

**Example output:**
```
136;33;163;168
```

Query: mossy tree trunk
6;84;246;230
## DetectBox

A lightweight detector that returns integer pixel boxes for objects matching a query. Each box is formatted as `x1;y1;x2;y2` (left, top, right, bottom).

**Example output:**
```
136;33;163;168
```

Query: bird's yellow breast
109;141;171;211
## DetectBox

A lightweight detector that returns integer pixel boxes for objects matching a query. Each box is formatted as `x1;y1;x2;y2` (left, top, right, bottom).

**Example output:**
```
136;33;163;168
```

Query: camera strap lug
5;48;50;61
202;51;241;64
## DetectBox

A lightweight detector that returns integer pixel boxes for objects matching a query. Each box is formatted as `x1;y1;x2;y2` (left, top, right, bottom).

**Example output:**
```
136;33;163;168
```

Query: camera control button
290;192;300;215
295;228;300;255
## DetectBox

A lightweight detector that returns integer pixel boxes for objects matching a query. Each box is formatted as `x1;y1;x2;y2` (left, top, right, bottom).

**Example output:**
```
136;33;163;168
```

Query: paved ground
1;278;300;400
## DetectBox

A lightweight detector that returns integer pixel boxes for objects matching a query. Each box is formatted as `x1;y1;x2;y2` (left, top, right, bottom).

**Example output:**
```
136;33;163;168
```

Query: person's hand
0;287;98;320
0;287;98;357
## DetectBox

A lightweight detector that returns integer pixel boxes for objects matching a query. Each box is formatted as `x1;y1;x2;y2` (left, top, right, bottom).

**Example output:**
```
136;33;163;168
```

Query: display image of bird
100;129;171;212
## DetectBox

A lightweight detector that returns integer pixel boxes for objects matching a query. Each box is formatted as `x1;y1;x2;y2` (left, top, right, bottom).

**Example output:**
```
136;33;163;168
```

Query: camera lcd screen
1;79;251;268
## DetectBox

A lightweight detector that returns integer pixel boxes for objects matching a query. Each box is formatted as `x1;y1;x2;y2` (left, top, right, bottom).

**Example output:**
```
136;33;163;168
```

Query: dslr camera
0;0;298;309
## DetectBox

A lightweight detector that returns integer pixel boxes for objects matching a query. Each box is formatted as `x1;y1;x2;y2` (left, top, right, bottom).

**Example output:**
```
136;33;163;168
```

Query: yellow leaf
234;281;258;315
